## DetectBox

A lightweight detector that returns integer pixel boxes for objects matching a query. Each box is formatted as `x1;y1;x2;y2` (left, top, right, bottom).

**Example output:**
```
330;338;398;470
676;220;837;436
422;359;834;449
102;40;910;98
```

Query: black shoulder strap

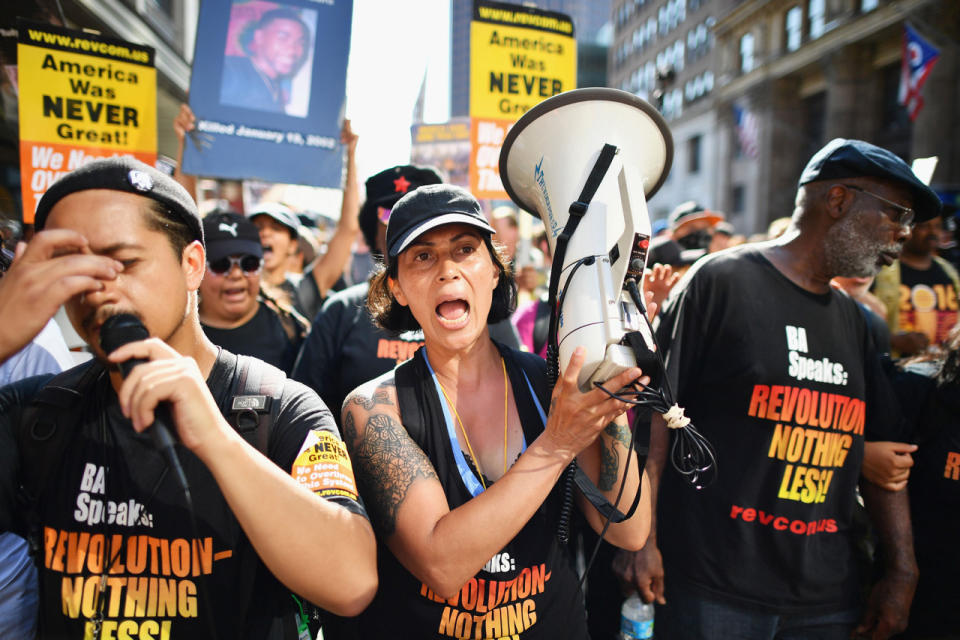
394;350;427;446
228;354;286;455
225;353;302;639
17;360;104;549
545;143;619;361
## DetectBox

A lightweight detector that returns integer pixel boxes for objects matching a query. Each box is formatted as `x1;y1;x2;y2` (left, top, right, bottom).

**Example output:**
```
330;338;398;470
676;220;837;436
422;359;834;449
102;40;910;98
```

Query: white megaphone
500;88;673;390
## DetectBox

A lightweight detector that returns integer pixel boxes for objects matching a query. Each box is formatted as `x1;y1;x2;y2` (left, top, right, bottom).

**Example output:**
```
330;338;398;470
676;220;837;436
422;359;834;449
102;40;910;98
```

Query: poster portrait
185;0;352;188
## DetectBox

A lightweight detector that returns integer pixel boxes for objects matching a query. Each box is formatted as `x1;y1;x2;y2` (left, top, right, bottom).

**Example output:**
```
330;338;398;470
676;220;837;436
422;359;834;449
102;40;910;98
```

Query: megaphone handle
547;144;619;543
545;143;619;356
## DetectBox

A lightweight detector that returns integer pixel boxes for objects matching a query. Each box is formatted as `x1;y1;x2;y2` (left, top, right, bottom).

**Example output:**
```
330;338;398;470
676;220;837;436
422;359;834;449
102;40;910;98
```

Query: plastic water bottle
620;592;654;639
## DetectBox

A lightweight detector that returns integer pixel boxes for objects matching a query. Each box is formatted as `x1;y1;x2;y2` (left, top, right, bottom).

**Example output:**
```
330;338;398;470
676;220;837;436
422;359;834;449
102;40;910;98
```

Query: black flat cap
799;138;941;223
34;156;203;243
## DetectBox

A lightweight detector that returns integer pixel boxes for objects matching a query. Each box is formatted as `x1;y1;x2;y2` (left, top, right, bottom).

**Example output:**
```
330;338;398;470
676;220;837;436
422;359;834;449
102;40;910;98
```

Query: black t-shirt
0;350;365;639
202;302;300;375
356;346;588;639
898;261;959;346
654;244;897;613
292;283;425;422
892;369;960;636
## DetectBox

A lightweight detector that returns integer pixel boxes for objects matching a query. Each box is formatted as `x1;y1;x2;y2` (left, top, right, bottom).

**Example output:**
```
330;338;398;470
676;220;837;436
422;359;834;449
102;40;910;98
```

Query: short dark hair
143;200;195;259
239;8;310;56
367;236;517;333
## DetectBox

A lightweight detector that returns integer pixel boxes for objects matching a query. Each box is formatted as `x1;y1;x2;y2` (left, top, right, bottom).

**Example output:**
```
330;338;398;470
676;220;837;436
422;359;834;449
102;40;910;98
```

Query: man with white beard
613;138;941;640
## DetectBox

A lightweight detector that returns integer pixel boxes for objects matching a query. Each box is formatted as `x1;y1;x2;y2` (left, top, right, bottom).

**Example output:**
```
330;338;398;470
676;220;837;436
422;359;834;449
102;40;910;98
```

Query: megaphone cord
551;256;595;545
620;278;718;489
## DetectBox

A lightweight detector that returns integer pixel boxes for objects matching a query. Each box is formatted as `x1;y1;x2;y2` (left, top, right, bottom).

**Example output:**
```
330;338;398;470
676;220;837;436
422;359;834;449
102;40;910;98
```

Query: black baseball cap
647;235;704;267
386;184;495;257
34;156;203;244
247;202;301;235
202;212;263;262
799;138;941;222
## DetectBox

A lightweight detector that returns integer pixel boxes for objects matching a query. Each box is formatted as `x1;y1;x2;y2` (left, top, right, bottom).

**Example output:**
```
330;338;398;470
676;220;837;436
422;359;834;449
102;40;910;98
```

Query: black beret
358;164;443;253
34;156;203;244
799;138;941;223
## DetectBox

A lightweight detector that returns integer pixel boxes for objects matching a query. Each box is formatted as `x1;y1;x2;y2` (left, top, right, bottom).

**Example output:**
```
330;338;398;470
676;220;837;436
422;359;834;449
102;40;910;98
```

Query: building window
732;185;746;213
688;135;702;174
740;32;755;74
785;6;802;52
809;0;825;39
861;0;878;11
674;40;685;71
661;89;683;120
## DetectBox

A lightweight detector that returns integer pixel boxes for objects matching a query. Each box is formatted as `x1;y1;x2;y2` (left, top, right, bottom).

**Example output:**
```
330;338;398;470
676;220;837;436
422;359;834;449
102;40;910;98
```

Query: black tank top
356;344;589;639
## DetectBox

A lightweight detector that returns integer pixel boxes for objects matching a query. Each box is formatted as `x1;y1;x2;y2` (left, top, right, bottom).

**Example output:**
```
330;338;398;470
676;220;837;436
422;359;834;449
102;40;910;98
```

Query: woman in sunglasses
199;212;308;374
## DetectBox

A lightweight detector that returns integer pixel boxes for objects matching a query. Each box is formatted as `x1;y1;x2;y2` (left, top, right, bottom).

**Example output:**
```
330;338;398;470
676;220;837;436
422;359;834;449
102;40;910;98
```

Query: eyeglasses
842;184;915;229
207;254;263;276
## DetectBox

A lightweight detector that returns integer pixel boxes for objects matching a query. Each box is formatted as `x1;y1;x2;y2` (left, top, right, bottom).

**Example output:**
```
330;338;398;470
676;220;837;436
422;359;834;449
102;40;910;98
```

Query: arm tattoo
598;421;632;491
347;381;396;410
346;410;438;536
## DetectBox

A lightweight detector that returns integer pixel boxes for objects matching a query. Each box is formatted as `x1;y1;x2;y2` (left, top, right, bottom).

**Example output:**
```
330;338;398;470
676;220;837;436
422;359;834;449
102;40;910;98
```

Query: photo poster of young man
184;0;352;188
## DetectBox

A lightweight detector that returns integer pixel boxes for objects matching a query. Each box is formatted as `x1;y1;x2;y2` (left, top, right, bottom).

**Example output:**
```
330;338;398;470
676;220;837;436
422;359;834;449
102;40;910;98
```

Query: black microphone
100;313;190;495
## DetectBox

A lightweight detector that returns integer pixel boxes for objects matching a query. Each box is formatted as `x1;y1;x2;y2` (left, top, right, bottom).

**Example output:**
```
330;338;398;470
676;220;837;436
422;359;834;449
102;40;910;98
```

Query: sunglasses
207;254;263;276
842;184;915;230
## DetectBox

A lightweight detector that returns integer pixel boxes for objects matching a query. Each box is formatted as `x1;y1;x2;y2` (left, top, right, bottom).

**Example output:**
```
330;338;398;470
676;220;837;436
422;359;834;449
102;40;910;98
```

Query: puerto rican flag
733;104;759;158
899;23;940;121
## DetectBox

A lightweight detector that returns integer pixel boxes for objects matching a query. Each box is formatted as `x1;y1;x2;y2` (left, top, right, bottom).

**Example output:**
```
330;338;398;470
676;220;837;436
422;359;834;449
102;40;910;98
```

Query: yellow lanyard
435;357;509;490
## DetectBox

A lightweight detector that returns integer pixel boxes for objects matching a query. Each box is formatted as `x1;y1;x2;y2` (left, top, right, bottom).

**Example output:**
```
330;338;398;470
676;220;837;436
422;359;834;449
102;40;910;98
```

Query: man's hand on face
0;229;122;363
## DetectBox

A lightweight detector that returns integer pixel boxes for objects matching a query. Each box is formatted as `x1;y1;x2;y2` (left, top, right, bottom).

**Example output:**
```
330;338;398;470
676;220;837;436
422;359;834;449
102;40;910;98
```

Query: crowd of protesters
0;98;957;640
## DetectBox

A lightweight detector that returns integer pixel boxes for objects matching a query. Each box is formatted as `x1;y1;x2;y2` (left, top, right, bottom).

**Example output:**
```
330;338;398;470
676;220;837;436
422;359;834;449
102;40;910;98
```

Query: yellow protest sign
18;20;157;221
469;1;575;199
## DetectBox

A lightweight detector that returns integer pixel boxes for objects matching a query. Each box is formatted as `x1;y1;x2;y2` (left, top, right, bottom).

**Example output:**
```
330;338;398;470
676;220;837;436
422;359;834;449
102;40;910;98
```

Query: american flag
899;23;939;121
733;104;759;158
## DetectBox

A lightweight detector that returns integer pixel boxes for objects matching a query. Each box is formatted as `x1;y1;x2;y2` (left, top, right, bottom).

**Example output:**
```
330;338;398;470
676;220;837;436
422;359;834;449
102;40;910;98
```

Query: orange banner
469;117;514;200
19;142;156;219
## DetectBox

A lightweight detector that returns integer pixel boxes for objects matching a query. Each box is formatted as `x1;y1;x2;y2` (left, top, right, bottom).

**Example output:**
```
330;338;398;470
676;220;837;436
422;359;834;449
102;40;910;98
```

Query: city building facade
609;0;957;233
609;0;723;222
711;0;957;232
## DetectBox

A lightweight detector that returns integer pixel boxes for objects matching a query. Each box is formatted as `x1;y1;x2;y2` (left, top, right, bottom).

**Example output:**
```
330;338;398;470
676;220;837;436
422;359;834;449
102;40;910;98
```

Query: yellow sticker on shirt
291;430;359;501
